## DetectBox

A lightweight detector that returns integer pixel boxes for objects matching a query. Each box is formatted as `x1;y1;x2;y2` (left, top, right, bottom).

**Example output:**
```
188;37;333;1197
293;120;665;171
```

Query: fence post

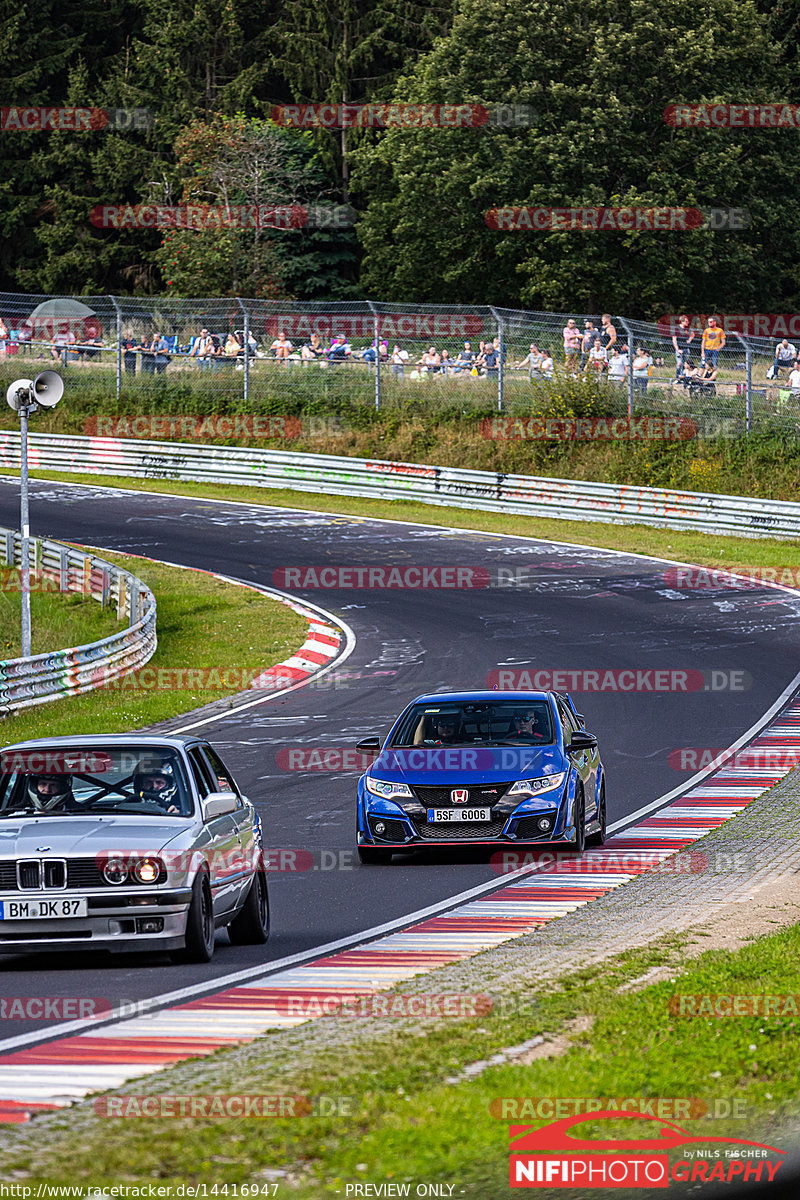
237;298;250;403
489;307;505;412
110;296;122;401
617;317;635;418
733;332;752;433
59;548;68;592
367;301;381;412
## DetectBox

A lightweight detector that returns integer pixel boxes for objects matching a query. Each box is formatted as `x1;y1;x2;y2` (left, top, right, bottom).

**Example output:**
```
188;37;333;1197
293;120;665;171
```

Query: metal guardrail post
733;332;753;433
110;296;122;401
617;317;635;418
489;307;505;412
237;298;250;402
129;584;139;627
59;547;68;592
367;302;381;411
3;531;13;567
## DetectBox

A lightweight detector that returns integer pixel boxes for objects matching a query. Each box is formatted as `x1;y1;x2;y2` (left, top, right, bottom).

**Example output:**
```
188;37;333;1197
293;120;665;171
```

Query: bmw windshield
0;746;194;817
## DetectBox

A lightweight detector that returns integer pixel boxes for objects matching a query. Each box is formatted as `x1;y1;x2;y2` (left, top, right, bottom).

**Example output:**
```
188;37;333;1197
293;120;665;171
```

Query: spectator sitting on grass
270;333;293;362
440;348;454;375
771;338;797;379
454;342;475;374
418;345;441;374
327;335;350;364
301;333;323;363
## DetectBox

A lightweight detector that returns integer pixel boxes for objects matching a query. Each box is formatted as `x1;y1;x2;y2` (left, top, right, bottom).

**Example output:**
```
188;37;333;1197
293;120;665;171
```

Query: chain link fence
0;292;794;434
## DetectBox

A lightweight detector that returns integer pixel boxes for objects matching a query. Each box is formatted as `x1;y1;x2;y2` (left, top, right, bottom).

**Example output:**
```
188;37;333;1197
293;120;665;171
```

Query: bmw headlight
507;771;566;797
366;777;413;800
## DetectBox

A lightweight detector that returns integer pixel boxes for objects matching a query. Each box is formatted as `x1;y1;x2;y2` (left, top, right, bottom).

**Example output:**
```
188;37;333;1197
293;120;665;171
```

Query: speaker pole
19;403;31;657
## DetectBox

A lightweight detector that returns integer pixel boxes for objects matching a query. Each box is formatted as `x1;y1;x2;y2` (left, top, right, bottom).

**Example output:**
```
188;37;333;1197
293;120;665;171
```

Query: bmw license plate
0;898;88;919
427;807;491;823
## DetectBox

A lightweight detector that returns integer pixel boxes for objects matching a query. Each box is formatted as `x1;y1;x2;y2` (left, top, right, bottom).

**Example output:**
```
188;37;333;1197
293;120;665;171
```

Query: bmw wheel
228;870;270;945
175;872;215;963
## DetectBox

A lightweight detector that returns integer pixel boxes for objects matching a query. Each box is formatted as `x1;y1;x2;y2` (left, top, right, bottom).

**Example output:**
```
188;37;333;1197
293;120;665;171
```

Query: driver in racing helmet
133;761;181;814
26;773;79;812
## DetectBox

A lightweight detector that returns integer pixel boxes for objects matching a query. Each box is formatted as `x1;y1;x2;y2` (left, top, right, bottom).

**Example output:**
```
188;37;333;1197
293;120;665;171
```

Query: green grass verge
0;565;123;659
1;925;797;1195
0;550;307;741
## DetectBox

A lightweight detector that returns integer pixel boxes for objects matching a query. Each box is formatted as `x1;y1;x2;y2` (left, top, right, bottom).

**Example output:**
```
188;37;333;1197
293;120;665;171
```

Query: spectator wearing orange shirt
701;315;726;369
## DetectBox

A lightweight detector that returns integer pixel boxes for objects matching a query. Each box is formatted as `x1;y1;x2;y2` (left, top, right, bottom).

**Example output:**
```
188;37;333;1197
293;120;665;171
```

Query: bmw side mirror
202;790;238;821
567;731;597;753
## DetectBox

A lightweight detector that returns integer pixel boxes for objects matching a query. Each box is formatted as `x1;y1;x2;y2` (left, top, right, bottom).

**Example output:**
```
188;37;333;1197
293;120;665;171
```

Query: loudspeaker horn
32;371;64;408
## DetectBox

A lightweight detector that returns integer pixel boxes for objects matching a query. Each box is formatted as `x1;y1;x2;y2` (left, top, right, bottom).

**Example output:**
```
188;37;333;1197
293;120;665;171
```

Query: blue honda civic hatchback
355;691;605;863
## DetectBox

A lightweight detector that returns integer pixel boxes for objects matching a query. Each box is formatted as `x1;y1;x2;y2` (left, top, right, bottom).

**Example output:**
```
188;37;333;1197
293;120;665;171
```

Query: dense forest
1;0;800;316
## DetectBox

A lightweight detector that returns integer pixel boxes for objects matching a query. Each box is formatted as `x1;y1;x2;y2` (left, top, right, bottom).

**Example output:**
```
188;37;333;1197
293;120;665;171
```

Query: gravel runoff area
2;745;800;1167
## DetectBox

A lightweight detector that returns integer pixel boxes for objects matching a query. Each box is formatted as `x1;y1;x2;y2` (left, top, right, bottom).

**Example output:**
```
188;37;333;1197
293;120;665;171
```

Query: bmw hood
0;817;192;858
367;744;565;785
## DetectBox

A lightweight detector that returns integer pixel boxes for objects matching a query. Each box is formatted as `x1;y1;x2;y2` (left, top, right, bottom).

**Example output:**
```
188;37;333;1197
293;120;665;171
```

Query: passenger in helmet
133;761;181;814
26;774;79;812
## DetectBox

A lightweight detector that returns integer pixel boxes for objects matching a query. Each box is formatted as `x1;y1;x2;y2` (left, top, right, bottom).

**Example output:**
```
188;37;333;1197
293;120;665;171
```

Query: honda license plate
427;807;491;823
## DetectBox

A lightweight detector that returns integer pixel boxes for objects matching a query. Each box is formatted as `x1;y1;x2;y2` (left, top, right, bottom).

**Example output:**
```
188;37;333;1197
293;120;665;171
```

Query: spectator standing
632;346;650;394
600;314;617;353
770;338;798;379
562;319;581;371
788;363;800;395
0;317;8;361
701;315;725;368
581;319;600;368
151;332;170;375
540;350;554;379
17;322;32;357
672;315;696;379
517;343;543;379
122;334;137;375
391;344;409;377
607;347;628;386
483;341;500;379
191;328;214;370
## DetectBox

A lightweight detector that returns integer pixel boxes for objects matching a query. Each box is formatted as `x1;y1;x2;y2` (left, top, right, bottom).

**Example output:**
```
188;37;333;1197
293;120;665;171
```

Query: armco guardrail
0;523;156;711
0;430;796;540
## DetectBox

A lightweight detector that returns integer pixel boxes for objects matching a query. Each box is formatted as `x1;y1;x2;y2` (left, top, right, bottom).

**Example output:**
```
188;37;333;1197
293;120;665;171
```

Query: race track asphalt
1;477;798;1041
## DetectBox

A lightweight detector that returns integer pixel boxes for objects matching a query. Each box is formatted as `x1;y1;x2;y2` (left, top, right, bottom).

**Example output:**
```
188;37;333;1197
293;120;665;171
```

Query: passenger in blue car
427;714;461;745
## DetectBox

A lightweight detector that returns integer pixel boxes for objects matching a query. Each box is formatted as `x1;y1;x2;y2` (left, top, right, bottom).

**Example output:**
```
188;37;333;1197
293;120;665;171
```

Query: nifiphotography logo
507;1111;784;1188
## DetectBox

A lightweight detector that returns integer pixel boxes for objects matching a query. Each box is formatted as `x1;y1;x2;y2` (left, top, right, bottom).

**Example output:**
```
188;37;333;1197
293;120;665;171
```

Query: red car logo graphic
509;1111;784;1155
451;788;469;804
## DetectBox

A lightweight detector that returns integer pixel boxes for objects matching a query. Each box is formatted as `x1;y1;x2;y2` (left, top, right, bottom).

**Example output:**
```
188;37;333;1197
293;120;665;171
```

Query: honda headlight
507;771;566;797
366;777;413;800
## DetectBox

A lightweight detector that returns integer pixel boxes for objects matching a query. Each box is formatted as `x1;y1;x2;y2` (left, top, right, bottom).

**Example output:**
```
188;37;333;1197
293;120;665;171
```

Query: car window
187;748;215;798
0;745;193;816
558;703;579;739
390;701;554;746
201;745;238;795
